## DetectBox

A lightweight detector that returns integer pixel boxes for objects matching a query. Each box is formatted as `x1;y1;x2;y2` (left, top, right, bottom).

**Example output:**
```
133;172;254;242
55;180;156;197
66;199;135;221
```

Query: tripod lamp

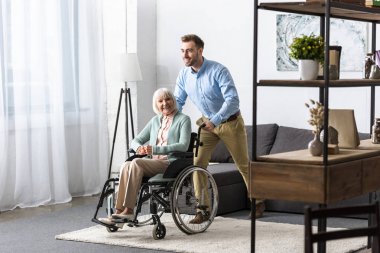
108;53;142;178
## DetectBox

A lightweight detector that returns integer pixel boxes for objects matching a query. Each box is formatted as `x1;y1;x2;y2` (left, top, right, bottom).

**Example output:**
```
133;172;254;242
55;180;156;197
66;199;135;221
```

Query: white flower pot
299;59;319;80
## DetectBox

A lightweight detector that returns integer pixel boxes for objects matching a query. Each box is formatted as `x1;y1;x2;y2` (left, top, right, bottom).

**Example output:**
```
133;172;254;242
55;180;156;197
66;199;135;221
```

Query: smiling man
174;34;265;223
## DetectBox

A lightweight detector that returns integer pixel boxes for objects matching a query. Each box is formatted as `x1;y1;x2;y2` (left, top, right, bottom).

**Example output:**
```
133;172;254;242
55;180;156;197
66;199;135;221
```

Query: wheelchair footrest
92;218;119;230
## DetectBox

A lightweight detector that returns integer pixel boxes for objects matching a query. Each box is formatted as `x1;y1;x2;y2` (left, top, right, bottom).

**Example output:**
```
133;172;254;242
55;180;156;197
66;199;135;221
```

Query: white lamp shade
120;53;142;82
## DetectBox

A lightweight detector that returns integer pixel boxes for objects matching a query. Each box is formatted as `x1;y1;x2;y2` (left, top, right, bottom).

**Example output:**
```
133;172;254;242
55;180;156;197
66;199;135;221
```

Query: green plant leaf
289;34;324;63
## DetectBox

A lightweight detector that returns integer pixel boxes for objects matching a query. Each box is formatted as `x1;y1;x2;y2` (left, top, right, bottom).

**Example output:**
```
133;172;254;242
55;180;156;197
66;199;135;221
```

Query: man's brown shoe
189;212;210;224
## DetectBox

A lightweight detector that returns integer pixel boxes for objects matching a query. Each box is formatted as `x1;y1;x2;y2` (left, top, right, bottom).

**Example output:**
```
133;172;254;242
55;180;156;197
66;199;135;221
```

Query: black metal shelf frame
251;1;380;253
253;1;380;163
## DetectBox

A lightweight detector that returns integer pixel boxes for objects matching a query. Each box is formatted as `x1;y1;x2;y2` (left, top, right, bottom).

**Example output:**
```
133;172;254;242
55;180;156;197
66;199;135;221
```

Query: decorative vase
299;59;319;80
308;132;323;156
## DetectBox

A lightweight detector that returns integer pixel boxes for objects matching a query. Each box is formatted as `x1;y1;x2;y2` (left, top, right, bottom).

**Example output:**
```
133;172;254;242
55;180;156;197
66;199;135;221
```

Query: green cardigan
131;111;191;163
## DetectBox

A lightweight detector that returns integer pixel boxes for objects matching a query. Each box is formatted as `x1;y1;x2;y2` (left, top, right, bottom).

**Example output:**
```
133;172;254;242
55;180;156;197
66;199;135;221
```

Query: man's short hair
181;34;204;49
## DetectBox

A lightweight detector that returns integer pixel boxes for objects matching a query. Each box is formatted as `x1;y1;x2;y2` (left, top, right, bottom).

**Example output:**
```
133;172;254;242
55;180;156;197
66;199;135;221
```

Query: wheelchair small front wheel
152;223;166;240
106;227;119;233
171;166;218;235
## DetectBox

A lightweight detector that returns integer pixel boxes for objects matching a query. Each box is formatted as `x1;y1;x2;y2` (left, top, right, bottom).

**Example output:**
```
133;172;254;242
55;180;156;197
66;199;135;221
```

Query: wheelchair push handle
194;123;205;157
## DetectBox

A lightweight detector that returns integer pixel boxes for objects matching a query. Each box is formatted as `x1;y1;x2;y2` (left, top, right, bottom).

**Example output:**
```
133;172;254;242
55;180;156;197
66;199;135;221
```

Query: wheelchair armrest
125;148;147;161
126;154;147;161
169;151;194;159
128;148;136;154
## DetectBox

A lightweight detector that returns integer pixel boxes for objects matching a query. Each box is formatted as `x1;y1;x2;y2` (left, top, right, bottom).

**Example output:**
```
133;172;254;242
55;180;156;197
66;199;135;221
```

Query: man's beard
184;57;194;67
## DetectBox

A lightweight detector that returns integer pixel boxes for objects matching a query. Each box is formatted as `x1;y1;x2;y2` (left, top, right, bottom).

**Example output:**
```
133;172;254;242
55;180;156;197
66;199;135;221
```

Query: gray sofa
208;123;373;215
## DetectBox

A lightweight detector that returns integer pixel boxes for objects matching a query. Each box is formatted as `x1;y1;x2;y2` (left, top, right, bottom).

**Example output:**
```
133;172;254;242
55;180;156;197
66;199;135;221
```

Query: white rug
56;216;367;253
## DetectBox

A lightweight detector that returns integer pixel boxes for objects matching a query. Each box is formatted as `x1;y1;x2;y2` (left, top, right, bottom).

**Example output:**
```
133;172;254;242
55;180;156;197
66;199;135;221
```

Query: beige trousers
115;158;169;211
193;115;262;209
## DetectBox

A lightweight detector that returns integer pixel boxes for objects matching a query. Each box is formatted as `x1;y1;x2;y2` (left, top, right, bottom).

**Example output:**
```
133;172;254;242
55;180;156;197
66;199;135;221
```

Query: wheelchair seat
148;174;176;183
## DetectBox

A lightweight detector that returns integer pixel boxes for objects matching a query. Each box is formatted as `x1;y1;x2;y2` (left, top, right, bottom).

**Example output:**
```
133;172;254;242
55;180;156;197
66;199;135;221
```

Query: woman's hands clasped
137;145;152;155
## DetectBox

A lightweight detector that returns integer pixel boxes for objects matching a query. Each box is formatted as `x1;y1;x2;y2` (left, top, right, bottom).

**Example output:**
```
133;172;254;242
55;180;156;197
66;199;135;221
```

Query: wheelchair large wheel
171;166;218;234
134;184;167;226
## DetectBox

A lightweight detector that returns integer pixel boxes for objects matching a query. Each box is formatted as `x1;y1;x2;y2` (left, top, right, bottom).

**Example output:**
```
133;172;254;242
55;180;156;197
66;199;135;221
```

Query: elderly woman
100;88;191;224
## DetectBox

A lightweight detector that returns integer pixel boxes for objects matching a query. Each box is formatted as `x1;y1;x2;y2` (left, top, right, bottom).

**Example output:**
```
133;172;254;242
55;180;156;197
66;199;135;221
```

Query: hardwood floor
0;196;99;222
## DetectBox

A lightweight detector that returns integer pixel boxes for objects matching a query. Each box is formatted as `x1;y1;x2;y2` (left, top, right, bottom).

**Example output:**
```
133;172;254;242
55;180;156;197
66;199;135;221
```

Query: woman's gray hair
152;88;178;114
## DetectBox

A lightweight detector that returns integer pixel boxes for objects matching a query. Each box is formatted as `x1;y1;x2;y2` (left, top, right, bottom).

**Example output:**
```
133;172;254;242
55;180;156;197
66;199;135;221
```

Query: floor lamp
108;53;142;178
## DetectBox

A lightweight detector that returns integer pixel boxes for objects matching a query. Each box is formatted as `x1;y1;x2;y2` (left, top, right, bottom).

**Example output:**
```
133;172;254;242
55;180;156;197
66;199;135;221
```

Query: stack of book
366;0;380;7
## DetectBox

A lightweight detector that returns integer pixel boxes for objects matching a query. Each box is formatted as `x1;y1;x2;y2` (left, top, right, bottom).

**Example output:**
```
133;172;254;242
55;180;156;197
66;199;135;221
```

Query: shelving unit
250;1;380;253
253;1;380;164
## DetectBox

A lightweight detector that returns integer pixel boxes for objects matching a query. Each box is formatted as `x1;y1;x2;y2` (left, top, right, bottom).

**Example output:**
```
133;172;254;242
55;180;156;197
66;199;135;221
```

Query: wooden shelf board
256;148;380;165
358;139;380;150
259;1;380;22
258;79;380;87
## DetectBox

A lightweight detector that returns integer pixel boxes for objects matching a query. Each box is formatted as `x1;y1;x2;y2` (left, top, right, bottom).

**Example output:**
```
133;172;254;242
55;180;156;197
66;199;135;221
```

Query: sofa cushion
210;141;233;163
359;132;370;140
247;124;279;158
269;126;314;154
269;126;370;155
207;163;243;187
210;124;279;163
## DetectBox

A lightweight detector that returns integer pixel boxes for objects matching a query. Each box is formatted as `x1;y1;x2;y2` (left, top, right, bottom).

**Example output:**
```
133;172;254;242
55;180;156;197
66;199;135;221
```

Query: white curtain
0;0;109;211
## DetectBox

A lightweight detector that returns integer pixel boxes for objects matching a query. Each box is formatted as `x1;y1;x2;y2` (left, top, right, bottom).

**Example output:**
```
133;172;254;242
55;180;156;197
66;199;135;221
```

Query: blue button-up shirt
174;58;240;126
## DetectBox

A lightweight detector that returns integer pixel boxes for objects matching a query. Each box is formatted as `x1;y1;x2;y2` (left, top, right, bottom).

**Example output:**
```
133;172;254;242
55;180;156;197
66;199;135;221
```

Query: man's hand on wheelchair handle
202;120;214;131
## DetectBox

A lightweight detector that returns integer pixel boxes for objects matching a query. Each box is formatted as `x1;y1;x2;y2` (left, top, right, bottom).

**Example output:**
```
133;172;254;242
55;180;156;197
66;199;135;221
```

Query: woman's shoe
111;213;134;220
98;217;115;225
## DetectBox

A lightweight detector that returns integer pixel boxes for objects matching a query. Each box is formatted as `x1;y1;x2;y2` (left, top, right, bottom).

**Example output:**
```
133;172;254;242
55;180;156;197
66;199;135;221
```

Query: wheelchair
92;125;219;240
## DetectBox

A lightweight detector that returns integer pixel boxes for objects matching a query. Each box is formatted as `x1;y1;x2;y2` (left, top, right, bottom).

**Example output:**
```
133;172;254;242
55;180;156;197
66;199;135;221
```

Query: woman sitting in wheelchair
99;88;191;225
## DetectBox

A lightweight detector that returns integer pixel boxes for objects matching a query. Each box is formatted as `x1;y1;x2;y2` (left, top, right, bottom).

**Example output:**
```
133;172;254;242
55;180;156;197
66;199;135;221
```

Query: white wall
156;0;254;131
103;0;380;171
103;0;380;166
136;0;157;130
152;0;378;134
102;0;158;173
103;0;128;171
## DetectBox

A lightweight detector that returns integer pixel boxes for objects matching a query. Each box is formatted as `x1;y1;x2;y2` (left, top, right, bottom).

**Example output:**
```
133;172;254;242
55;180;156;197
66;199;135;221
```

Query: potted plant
289;34;324;80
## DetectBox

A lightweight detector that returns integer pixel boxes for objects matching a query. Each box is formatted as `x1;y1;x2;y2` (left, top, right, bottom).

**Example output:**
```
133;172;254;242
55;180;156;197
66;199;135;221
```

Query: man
174;34;264;223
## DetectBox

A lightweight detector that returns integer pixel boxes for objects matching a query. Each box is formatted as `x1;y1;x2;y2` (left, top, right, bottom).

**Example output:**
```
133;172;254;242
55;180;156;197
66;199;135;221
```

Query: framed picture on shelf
276;14;369;72
329;46;342;79
317;46;342;79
